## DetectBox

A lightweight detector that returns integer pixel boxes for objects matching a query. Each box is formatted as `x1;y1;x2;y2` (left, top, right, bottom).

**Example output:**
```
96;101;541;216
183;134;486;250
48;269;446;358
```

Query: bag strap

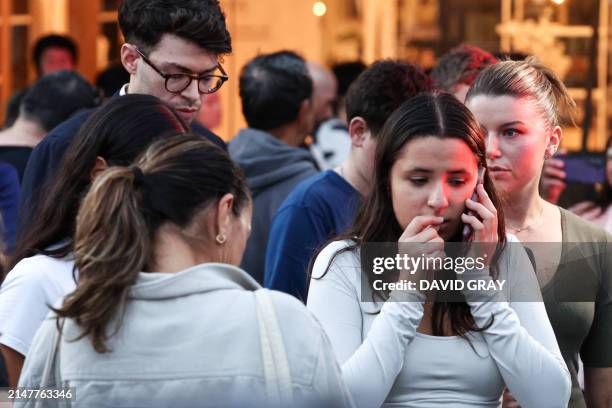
254;289;293;405
33;318;65;408
39;318;63;388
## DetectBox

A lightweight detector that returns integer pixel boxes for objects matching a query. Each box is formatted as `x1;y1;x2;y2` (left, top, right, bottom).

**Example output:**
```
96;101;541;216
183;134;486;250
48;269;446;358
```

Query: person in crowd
309;62;367;170
17;134;352;408
569;136;612;232
33;34;78;77
306;61;343;169
265;60;431;301
465;58;612;408
430;44;497;102
0;164;19;252
18;0;231;230
0;71;100;182
4;34;80;128
307;92;570;408
229;51;318;283
197;92;223;131
308;61;337;136
332;61;367;125
0;95;188;387
95;62;131;100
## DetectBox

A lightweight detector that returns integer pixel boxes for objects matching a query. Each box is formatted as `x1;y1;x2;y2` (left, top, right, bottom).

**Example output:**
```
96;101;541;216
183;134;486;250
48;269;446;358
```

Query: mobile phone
556;153;605;184
462;167;486;242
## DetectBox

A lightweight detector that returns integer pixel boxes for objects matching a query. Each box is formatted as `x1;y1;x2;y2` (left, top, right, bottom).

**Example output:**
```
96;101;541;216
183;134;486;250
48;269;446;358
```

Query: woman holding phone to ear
307;92;570;408
466;58;612;408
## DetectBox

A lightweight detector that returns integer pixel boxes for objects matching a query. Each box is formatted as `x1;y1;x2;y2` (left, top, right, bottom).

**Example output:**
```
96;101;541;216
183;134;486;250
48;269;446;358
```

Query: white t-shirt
0;254;76;355
307;237;571;408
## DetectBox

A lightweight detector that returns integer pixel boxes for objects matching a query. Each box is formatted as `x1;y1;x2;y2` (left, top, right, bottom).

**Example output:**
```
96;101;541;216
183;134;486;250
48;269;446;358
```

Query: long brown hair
11;95;189;272
312;92;506;337
53;134;250;353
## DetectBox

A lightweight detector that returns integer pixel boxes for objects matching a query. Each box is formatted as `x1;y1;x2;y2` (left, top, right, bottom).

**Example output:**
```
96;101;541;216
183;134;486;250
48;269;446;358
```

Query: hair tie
130;165;145;186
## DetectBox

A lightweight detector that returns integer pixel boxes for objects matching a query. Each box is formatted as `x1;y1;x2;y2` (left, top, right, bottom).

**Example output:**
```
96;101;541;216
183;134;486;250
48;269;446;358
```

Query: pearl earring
215;234;227;245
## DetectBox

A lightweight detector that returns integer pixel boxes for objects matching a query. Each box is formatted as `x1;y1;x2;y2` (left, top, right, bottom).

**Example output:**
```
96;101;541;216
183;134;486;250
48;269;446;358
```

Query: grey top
17;263;352;408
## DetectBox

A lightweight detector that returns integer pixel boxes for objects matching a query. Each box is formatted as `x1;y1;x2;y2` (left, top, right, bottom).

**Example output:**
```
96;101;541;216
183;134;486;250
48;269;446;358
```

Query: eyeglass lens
166;75;224;94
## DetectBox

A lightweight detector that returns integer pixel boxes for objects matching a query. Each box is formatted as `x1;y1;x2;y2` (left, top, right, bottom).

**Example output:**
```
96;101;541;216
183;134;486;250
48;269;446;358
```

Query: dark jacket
18;104;224;231
229;128;318;283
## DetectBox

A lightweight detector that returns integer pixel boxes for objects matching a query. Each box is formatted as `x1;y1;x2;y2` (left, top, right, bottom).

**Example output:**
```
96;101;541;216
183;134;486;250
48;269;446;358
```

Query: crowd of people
0;0;610;407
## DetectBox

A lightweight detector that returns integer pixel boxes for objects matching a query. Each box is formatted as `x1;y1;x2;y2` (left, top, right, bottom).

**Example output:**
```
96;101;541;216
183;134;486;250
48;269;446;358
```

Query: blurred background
0;0;609;151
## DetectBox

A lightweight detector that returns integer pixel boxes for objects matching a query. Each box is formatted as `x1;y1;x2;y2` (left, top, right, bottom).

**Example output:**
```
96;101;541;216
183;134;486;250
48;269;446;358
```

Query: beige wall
216;0;326;140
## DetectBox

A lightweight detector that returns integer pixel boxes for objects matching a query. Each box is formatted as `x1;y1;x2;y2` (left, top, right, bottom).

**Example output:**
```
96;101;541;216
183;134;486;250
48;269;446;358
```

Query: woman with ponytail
0;94;188;386
17;134;351;408
466;57;612;407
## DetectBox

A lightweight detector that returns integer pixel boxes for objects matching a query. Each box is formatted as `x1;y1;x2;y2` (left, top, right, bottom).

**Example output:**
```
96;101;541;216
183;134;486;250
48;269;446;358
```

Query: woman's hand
462;184;498;262
461;184;498;244
397;215;445;285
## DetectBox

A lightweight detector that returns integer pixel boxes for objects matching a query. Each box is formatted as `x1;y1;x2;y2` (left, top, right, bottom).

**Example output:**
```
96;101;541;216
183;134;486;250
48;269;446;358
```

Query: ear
215;193;235;239
89;156;108;181
297;99;314;132
121;44;139;75
348;117;370;148
546;125;563;156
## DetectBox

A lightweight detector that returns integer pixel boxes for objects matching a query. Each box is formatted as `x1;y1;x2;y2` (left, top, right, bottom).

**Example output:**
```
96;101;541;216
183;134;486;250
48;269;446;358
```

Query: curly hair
431;45;497;92
345;60;431;136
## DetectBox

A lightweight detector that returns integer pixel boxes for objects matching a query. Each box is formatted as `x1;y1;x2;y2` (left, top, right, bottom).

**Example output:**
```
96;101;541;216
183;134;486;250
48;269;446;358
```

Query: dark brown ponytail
54;134;250;353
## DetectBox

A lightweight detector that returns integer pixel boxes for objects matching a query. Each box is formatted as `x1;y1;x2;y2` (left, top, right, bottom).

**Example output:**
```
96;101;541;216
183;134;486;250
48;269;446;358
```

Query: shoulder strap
33;318;65;408
254;289;293;405
39;318;63;388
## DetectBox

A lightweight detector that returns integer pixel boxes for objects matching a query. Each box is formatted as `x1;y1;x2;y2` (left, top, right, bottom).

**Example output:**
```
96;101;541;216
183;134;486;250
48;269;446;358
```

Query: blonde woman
466;58;612;408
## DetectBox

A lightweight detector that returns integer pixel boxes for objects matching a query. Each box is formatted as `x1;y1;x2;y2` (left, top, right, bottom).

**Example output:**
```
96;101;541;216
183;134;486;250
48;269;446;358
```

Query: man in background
18;0;232;230
265;60;431;300
430;44;497;102
229;51;318;283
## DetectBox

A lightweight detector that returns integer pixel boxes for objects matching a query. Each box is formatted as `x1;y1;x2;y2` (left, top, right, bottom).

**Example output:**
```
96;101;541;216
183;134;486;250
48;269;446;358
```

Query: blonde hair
466;56;576;128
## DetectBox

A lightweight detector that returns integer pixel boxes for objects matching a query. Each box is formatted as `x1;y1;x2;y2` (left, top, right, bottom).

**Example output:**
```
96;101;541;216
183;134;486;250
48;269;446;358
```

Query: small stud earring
215;234;227;245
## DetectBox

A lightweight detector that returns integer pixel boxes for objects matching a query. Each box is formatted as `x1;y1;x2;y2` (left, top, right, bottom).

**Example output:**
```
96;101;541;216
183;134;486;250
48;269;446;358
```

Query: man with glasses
18;0;232;230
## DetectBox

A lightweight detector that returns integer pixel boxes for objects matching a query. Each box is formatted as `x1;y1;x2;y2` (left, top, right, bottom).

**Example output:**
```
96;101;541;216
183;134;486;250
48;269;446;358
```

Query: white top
311;118;351;170
0;255;76;355
307;237;571;408
18;263;352;408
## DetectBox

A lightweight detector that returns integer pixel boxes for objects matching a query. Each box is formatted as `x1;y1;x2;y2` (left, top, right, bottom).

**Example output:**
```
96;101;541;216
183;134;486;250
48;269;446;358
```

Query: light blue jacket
17;263;352;408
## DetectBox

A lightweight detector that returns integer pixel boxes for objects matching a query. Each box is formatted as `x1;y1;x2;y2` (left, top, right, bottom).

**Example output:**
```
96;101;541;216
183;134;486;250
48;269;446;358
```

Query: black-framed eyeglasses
135;48;228;94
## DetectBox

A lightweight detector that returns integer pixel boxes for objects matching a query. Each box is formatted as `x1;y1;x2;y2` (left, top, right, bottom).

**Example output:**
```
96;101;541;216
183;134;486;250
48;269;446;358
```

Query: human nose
486;132;501;160
427;181;449;211
182;78;200;103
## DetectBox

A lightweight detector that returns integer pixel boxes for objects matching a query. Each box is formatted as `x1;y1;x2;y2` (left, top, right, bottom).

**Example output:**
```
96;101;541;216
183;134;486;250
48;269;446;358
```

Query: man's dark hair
118;0;231;54
33;34;78;73
96;62;131;99
332;61;367;99
345;60;431;135
239;51;312;130
431;44;497;92
21;71;100;132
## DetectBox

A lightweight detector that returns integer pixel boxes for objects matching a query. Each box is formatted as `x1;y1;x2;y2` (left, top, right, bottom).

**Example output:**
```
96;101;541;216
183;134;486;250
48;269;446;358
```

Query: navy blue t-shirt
264;170;361;301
